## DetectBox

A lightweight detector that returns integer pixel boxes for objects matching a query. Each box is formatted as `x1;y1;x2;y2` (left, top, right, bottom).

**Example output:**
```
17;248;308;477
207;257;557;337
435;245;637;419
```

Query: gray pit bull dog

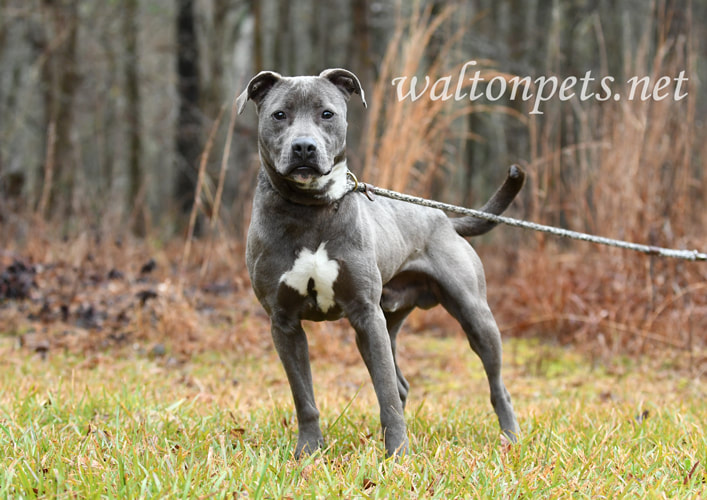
237;68;522;457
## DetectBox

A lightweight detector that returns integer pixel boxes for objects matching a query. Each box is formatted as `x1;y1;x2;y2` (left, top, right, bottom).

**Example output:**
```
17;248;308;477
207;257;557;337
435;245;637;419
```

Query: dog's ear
319;68;367;108
236;71;283;114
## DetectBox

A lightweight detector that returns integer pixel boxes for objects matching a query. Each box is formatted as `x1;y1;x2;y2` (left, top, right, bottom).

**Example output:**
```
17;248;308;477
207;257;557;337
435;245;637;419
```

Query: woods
0;0;701;234
1;1;705;353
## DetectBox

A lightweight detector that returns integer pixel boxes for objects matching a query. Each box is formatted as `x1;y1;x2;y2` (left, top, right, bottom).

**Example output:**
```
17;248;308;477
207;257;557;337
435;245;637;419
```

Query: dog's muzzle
285;137;331;183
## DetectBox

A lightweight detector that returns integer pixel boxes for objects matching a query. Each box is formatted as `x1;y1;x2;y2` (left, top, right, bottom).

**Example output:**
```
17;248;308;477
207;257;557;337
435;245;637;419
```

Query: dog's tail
451;165;525;237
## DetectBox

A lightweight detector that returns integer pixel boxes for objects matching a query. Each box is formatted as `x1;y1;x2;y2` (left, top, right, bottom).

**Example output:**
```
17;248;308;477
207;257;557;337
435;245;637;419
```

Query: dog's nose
291;137;317;161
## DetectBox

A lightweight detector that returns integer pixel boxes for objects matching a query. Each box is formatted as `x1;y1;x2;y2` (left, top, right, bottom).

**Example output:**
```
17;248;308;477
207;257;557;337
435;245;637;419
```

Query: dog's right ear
236;71;282;114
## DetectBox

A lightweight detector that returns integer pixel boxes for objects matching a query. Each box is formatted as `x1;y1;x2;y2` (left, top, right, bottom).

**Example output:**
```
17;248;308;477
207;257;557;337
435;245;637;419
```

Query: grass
1;332;704;498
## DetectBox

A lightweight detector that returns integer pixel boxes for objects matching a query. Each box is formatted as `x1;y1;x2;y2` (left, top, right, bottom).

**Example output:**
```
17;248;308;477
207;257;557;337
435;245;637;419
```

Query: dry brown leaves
0;234;269;360
1;225;705;369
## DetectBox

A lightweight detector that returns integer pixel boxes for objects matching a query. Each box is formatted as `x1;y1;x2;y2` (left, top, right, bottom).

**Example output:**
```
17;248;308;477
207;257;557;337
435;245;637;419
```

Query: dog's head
237;69;366;203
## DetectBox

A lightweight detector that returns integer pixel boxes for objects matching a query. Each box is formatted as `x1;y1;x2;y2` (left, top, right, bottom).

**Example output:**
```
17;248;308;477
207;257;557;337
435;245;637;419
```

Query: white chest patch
280;242;339;312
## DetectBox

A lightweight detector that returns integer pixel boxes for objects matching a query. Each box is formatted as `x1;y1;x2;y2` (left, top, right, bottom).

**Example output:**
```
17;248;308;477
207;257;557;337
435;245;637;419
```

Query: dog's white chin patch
296;161;349;201
280;242;339;312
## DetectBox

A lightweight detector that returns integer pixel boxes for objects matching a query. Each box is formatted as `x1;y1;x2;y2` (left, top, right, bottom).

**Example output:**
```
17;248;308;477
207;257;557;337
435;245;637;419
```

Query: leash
345;171;707;262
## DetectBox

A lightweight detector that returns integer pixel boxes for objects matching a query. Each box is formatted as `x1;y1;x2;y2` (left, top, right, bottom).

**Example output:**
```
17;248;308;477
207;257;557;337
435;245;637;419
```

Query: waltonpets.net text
391;60;689;115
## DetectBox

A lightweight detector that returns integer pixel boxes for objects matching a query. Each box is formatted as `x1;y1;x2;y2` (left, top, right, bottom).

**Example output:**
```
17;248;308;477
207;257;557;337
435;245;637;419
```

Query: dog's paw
500;428;519;448
294;436;325;459
384;434;410;459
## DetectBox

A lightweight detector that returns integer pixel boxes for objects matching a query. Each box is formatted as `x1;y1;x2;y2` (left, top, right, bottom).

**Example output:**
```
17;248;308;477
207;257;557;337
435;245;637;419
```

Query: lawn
1;330;704;498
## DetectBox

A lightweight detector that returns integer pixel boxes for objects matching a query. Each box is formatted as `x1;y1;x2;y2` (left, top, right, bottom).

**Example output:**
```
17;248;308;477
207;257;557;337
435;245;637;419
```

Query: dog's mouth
286;164;328;184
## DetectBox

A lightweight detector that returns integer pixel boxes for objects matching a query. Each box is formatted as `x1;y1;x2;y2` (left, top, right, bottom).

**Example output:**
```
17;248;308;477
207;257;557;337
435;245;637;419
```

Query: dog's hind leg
432;240;520;442
384;307;413;409
444;295;519;441
452;298;519;442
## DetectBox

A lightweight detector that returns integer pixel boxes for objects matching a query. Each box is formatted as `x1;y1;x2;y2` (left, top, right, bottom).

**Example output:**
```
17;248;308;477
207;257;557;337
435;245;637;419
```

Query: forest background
0;0;705;362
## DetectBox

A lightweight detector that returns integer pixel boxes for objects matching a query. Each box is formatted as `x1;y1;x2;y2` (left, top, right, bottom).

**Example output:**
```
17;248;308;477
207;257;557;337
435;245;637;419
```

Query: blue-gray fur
237;68;522;458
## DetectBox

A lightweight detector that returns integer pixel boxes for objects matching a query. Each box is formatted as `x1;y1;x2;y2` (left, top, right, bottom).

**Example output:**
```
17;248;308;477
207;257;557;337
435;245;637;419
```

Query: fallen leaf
140;259;157;275
135;289;158;305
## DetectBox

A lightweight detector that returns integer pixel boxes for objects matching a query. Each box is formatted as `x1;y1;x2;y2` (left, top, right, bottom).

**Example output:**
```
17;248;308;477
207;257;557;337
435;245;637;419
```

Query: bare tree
175;0;202;227
124;0;143;235
274;0;292;75
39;0;80;218
250;0;263;72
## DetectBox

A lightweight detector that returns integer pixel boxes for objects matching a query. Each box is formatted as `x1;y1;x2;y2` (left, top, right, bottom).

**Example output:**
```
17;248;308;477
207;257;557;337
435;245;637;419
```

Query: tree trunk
251;0;263;72
40;0;80;218
347;0;370;172
275;0;292;75
124;0;144;235
204;0;228;118
175;0;202;229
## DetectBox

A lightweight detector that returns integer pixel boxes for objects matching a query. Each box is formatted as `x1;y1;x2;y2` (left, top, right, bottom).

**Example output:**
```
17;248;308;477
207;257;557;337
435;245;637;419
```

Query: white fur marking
319;161;349;201
280;242;339;312
299;160;349;201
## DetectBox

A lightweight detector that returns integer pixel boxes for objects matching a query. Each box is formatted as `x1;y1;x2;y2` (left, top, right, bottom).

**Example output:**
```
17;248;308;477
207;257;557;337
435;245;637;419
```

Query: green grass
0;334;705;498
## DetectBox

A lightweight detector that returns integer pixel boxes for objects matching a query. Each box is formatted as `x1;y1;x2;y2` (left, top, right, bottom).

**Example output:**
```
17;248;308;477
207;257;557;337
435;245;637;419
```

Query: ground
0;237;705;497
1;327;705;497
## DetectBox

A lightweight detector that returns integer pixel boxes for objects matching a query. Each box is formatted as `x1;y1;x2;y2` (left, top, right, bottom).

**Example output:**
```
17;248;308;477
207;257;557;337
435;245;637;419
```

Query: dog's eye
321;110;334;119
272;111;287;121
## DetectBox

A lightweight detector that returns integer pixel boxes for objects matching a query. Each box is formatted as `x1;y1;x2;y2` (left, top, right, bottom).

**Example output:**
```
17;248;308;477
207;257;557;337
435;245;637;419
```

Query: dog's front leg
349;303;409;457
270;312;324;458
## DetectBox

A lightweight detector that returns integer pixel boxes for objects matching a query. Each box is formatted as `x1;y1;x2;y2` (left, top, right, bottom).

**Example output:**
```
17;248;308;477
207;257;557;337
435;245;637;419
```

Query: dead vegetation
0;215;704;374
0;225;265;360
361;1;707;366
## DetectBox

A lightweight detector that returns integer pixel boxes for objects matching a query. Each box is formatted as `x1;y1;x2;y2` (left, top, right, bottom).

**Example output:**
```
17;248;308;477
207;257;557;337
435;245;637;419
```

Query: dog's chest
279;242;339;313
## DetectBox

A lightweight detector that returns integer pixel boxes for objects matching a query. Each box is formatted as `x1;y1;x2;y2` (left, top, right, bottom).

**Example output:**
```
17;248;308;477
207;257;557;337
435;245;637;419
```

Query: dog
236;68;522;457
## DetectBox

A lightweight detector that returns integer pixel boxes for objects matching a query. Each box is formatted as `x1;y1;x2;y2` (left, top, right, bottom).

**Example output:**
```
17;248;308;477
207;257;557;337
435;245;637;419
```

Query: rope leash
345;172;707;262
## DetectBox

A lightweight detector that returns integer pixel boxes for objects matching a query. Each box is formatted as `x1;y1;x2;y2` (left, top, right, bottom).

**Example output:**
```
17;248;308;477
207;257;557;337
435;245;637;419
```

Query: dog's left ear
236;71;283;114
319;68;367;108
